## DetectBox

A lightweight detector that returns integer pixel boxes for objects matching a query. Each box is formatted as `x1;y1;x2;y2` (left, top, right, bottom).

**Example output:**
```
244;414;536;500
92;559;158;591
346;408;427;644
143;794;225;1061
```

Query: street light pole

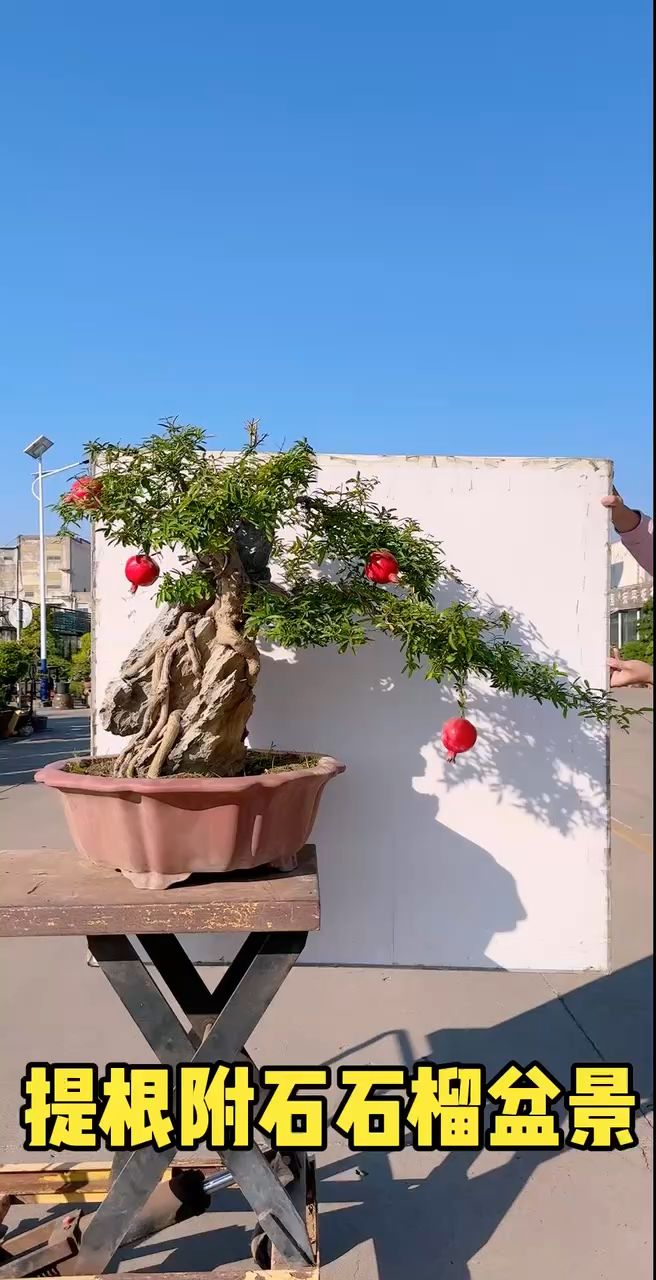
23;450;86;702
23;435;54;704
36;453;48;697
15;543;21;640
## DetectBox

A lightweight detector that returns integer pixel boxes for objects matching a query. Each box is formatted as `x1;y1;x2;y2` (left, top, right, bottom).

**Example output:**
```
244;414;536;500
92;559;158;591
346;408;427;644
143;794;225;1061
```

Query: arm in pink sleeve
621;514;653;577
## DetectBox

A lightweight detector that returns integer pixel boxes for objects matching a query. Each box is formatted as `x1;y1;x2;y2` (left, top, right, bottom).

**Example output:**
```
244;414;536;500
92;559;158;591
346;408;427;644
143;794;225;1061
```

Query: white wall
93;456;612;972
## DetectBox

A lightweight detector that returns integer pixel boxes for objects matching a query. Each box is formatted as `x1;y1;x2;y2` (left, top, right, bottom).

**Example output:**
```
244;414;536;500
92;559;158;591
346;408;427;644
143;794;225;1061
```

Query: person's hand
608;649;653;688
601;487;642;534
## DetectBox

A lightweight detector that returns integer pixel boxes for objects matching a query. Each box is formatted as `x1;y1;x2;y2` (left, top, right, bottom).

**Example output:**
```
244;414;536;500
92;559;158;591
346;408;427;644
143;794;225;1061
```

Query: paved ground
0;700;652;1278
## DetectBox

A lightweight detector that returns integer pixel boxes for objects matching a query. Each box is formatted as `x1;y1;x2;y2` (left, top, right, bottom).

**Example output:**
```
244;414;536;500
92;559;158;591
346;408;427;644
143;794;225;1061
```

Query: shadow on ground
313;958;652;1278
0;714;90;790
83;957;651;1277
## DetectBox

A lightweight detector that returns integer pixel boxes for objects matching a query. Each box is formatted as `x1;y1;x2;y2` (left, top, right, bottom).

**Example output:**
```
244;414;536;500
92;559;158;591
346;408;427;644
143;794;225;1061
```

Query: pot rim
35;752;346;795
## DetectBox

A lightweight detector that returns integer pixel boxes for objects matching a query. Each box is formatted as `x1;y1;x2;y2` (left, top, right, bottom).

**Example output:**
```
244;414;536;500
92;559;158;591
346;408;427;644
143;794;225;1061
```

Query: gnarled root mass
99;554;260;779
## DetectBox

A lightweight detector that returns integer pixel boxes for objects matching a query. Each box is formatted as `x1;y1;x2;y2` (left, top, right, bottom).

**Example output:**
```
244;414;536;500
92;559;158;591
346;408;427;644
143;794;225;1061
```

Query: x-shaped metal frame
74;930;314;1273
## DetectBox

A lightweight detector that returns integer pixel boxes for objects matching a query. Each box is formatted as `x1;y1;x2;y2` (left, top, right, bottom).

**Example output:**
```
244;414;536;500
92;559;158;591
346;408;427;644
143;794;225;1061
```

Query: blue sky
0;0;652;542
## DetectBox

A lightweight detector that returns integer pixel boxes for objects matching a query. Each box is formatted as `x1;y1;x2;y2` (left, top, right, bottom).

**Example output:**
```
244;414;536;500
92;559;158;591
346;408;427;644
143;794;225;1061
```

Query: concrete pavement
0;711;91;847
0;701;652;1278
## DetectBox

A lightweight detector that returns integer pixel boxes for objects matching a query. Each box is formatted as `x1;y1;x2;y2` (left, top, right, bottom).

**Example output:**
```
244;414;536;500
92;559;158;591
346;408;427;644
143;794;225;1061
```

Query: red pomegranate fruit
364;550;400;584
441;717;477;763
63;476;103;508
125;554;160;594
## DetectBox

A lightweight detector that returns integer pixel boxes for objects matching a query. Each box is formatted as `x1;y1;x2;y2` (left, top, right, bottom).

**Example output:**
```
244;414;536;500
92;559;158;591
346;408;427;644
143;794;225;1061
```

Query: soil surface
65;749;320;779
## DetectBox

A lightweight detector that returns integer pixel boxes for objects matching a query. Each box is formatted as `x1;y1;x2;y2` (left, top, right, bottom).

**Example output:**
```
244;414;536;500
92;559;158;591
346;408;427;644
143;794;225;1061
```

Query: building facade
609;539;652;648
0;535;91;610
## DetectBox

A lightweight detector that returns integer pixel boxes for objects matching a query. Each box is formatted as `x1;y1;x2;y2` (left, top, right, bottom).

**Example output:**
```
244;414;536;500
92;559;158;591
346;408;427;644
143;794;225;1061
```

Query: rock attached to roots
99;595;258;780
99;607;182;738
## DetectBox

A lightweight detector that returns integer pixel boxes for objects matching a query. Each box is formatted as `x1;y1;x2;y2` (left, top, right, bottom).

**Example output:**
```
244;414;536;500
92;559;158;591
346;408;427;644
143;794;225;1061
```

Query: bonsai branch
73;417;640;785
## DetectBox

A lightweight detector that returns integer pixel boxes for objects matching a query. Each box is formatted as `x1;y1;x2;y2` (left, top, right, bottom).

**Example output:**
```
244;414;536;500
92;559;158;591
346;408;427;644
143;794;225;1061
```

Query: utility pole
14;542;21;639
23;435;54;704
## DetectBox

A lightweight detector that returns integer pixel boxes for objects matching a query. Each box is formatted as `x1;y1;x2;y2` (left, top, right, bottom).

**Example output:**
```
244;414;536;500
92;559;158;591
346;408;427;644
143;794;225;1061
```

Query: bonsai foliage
56;419;634;779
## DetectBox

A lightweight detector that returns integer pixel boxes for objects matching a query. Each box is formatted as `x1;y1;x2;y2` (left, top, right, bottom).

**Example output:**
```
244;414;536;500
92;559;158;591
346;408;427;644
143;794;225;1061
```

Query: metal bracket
0;1210;82;1279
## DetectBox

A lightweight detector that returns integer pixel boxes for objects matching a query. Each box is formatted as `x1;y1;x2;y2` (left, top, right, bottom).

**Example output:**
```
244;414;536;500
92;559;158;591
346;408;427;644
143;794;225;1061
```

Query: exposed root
211;606;261;684
141;693;171;755
158;638;180;694
124;608;197;675
185;628;202;679
115;676;166;776
113;611;204;777
126;693;170;775
122;641;162;682
108;543;260;780
147;709;182;777
151;646;165;693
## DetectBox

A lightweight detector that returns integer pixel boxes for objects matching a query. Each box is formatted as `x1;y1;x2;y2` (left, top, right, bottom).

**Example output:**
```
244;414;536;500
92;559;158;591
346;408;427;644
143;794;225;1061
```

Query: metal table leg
74;930;313;1274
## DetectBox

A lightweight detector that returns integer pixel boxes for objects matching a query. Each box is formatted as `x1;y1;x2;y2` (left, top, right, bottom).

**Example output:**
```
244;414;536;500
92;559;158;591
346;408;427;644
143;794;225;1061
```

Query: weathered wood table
0;845;321;1279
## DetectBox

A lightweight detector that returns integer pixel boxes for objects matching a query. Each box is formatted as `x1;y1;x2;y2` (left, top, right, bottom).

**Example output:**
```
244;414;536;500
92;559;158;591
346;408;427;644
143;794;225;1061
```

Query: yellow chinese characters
178;1064;255;1149
487;1062;564;1149
257;1068;329;1149
406;1064;484;1149
333;1067;407;1150
21;1064;99;1150
99;1066;174;1150
566;1066;639;1150
18;1059;640;1155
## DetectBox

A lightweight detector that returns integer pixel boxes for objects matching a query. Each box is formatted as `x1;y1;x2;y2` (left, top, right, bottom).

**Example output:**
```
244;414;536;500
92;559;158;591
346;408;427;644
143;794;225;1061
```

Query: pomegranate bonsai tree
56;418;630;782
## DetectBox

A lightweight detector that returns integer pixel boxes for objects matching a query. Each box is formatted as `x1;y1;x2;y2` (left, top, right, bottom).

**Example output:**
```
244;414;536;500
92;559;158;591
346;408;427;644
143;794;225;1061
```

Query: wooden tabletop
0;846;319;938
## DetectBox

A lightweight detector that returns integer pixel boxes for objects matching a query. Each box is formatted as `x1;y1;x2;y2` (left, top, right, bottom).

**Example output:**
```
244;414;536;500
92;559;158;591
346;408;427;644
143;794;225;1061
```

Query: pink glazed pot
35;755;345;889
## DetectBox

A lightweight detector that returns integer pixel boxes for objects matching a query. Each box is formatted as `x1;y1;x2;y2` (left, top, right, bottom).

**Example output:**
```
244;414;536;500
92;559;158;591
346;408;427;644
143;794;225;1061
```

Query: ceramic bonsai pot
35;754;345;889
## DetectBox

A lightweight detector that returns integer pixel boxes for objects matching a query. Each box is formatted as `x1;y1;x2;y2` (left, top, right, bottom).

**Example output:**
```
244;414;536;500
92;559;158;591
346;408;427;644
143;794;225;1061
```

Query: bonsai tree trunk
99;547;260;778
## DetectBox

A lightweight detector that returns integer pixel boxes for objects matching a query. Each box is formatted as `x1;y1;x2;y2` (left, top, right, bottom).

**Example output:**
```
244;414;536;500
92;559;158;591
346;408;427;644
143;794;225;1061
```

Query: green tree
621;598;653;664
70;631;92;682
19;607;71;679
0;641;30;706
57;418;639;780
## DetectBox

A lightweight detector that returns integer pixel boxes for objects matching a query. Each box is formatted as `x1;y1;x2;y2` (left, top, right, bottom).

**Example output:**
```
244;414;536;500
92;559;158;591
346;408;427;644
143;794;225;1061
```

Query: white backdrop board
92;455;612;972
